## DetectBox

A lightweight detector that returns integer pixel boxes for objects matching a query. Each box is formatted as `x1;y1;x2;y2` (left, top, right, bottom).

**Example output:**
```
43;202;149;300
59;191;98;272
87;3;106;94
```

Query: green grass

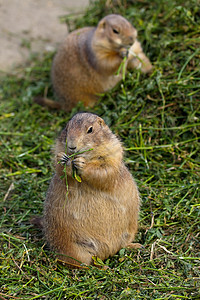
0;0;200;299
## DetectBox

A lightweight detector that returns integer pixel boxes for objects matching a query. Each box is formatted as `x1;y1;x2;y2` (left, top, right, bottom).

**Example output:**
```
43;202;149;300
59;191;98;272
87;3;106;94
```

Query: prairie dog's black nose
68;146;76;151
127;36;135;46
128;36;134;45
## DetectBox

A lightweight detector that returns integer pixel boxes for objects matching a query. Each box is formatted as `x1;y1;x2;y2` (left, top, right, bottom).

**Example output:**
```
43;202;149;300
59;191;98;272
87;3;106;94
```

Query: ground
0;0;89;73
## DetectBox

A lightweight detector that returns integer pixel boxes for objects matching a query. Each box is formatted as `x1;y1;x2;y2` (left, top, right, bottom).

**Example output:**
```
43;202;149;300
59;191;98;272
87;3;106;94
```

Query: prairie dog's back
51;27;96;107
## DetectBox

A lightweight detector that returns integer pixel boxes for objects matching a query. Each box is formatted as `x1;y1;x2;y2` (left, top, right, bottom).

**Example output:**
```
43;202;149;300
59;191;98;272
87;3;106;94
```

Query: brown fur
39;112;141;266
35;14;152;112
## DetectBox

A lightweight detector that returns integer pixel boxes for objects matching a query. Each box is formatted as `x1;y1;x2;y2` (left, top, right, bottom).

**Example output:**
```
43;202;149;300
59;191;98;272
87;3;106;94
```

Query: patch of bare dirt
0;0;89;73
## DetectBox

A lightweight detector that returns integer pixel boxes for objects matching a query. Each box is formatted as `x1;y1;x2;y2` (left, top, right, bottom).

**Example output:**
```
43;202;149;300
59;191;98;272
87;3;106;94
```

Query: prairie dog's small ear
64;122;69;133
98;19;106;31
97;117;106;127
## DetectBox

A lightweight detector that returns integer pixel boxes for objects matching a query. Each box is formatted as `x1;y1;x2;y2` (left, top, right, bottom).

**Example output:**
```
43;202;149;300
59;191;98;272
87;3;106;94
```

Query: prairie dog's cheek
115;38;122;46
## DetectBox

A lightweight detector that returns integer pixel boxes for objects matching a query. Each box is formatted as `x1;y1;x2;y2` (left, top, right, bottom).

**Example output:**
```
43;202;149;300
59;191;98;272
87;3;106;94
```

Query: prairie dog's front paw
73;157;86;170
57;152;70;165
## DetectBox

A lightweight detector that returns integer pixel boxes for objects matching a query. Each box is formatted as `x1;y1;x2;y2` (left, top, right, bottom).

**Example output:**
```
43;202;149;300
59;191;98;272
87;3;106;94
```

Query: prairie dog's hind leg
57;242;95;267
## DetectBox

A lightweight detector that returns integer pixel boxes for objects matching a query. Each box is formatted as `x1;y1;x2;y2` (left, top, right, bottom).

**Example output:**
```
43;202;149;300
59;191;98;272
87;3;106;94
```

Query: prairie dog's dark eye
87;126;93;134
113;28;119;34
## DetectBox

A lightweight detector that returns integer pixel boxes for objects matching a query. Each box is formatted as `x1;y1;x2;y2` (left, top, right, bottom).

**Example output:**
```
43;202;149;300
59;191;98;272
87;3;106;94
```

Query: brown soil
0;0;89;73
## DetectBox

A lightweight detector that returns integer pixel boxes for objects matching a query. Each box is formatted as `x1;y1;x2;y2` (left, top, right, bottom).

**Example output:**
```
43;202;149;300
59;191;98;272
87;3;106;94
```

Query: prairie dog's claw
57;152;70;165
73;157;86;170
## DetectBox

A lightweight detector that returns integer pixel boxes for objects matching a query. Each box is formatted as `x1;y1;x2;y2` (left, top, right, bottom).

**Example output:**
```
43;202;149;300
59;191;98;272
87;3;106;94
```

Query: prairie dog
41;112;141;267
35;14;152;111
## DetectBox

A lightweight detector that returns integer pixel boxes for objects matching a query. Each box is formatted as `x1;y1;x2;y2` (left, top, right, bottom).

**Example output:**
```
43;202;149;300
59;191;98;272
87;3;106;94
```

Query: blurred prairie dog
35;14;152;112
41;112;141;267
